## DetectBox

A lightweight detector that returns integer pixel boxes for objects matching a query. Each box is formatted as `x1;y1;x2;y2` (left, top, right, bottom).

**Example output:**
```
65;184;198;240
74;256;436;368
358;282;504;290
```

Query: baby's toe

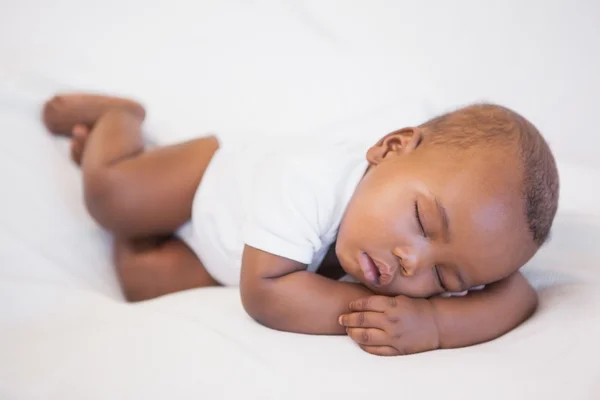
72;123;89;138
42;95;69;135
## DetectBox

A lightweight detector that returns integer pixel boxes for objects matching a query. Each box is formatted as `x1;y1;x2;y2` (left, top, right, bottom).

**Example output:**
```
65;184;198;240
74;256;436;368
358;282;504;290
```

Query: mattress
1;1;599;399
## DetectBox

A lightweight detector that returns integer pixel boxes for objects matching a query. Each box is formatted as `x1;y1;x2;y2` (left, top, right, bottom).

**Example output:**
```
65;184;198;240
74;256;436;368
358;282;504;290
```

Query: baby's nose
392;247;421;277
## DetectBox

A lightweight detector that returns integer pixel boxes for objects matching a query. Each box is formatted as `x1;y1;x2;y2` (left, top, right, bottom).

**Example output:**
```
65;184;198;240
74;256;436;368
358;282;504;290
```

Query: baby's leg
43;94;218;238
114;235;219;302
43;93;145;135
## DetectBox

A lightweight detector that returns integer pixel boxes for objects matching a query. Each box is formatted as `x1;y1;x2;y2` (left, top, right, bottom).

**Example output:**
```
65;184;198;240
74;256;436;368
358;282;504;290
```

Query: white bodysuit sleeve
242;158;332;265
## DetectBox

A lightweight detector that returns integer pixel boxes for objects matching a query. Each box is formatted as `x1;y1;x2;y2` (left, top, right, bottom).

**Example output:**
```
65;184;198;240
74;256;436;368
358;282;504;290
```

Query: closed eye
434;265;448;292
414;201;426;237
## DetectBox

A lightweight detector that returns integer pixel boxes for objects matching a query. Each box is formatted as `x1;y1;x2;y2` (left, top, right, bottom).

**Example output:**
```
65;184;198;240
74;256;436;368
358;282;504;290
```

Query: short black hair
419;104;559;246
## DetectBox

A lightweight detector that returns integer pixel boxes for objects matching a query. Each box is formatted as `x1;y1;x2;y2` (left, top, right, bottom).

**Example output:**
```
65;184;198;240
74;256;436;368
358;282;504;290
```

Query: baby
43;93;559;356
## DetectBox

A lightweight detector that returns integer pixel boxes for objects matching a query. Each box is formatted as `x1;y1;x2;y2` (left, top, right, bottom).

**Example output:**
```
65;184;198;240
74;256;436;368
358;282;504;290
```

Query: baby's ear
366;127;422;165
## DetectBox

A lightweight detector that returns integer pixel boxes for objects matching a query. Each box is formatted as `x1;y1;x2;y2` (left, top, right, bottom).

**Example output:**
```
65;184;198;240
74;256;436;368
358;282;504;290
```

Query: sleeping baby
42;93;559;356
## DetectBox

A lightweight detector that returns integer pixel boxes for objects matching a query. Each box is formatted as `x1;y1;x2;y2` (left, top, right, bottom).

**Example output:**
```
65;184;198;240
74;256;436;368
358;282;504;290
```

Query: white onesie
177;139;369;286
177;138;483;296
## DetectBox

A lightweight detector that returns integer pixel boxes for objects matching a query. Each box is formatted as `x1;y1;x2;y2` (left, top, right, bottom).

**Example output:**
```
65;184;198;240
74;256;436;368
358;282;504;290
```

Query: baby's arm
429;271;537;348
339;271;537;355
240;245;374;334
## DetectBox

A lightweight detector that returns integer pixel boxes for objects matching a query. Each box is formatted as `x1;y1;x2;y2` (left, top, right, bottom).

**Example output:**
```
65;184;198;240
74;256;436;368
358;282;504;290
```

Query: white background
1;0;599;166
1;1;599;399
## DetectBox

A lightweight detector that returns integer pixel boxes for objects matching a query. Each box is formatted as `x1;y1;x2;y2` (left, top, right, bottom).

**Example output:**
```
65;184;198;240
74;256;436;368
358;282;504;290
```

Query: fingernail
338;316;343;325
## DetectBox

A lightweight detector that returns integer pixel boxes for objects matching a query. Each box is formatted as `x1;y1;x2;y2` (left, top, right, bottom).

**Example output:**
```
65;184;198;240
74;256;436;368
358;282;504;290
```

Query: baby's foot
42;93;145;136
70;124;89;165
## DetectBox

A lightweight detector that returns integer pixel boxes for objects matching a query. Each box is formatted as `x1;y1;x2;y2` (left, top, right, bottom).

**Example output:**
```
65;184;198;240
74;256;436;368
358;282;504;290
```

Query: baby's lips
358;252;380;285
378;271;394;286
373;259;395;286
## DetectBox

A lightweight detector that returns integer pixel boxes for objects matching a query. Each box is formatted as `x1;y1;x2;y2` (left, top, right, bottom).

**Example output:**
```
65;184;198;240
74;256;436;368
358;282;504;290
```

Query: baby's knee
83;168;131;234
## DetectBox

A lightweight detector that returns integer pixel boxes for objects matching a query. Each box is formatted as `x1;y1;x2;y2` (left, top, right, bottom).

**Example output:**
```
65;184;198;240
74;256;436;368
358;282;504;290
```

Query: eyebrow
434;197;450;243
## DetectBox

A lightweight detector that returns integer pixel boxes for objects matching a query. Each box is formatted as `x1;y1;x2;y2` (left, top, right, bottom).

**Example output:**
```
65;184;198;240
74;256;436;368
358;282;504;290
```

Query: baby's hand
339;295;440;356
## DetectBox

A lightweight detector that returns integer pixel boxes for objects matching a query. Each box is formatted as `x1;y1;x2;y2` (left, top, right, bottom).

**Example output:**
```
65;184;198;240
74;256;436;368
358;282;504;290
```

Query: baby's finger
338;311;387;328
358;344;400;357
349;295;398;312
346;327;389;346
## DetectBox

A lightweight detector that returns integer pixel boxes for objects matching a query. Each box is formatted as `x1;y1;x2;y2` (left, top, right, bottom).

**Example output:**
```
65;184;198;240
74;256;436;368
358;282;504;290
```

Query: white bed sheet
1;1;599;399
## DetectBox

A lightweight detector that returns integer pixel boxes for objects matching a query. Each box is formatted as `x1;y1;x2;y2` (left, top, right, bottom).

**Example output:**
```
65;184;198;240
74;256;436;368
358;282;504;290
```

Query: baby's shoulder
237;139;368;241
222;138;368;205
256;143;365;187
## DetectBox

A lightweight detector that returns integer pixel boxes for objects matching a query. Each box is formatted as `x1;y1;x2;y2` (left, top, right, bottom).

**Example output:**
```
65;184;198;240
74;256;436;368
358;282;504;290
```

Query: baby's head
336;104;559;297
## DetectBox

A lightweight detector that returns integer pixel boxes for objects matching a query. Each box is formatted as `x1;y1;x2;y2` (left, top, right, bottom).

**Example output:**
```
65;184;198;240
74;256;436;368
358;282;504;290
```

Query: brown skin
241;127;539;352
339;272;537;356
43;94;222;299
44;93;539;356
337;127;536;296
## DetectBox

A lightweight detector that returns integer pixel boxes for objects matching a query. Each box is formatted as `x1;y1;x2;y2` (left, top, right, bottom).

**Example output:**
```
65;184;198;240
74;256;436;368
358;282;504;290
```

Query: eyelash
415;202;445;290
414;201;427;237
434;265;447;291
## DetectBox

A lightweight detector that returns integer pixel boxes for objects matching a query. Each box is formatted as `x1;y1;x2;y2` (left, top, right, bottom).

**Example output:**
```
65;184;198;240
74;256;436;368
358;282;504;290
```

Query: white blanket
1;1;599;399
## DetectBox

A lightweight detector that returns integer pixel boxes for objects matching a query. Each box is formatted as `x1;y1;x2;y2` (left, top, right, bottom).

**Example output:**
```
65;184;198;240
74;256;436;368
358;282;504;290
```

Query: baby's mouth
372;259;395;286
358;252;382;286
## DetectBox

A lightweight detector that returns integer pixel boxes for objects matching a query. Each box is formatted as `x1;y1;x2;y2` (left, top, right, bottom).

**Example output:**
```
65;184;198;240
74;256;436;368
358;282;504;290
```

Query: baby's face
336;129;537;297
